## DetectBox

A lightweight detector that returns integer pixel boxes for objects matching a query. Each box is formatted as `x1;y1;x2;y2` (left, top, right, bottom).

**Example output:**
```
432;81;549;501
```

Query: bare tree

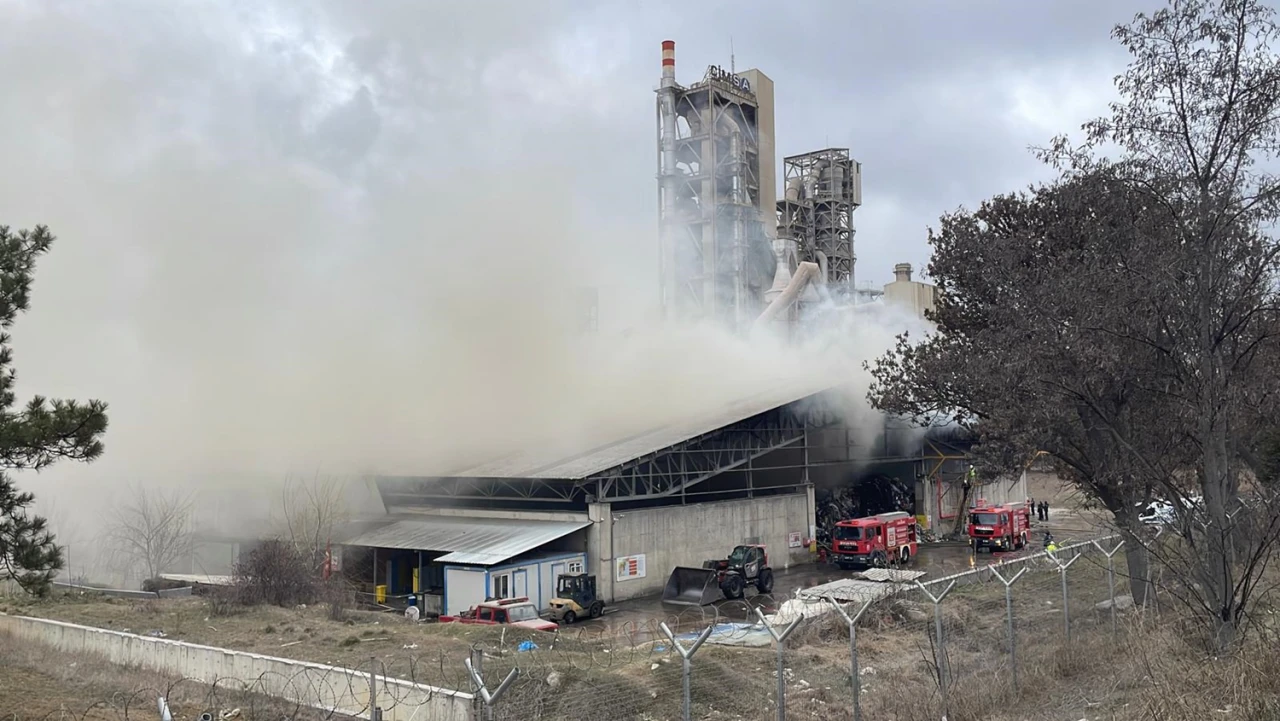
868;170;1167;605
277;474;349;571
105;485;194;583
1057;0;1280;650
33;496;87;584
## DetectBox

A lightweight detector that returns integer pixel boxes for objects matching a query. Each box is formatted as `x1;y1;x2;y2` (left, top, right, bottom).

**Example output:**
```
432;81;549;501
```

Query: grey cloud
0;0;1162;534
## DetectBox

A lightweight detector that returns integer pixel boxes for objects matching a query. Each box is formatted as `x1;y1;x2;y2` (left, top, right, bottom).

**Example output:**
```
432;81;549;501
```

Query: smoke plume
0;3;927;558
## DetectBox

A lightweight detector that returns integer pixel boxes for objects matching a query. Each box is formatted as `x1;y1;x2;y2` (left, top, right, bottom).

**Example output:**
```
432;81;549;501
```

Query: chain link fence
18;536;1272;720
418;537;1143;721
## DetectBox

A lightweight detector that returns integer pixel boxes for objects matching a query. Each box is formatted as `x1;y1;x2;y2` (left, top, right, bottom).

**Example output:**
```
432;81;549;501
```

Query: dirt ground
6;554;1280;720
10;476;1256;720
1026;469;1103;534
2;538;1062;668
2;592;494;677
0;472;1112;703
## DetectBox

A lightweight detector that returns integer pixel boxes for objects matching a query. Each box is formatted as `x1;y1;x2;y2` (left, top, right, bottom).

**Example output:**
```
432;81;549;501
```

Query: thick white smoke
0;3;929;567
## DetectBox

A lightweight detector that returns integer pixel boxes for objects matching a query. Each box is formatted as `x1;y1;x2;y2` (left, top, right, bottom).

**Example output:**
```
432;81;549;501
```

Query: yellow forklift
546;573;604;624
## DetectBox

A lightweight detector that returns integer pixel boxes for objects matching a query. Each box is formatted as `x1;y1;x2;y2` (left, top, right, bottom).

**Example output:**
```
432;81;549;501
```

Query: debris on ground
1095;595;1135;612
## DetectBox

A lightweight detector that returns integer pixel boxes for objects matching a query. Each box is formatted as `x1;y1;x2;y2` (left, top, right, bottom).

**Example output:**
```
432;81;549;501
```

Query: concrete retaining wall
50;581;193;599
0;614;474;721
605;493;814;601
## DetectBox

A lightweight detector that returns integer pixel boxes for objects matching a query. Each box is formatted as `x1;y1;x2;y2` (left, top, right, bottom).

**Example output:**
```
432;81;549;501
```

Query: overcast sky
0;1;1156;509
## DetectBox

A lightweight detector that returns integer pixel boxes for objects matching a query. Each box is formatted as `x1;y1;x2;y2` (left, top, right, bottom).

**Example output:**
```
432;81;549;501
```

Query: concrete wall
598;493;813;602
50;581;192;600
976;470;1030;508
0;614;474;721
740;68;775;237
920;471;1029;534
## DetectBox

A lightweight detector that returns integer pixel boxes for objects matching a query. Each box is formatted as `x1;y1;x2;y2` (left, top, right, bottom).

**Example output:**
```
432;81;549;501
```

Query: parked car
1137;500;1174;525
1137;495;1203;525
438;597;558;632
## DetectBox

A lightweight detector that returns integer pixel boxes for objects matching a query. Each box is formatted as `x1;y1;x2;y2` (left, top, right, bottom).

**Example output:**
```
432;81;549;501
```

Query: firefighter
1042;531;1054;549
1043;500;1051;520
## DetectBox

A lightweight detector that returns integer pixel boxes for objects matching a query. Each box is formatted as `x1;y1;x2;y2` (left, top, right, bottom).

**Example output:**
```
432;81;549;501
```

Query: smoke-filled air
0;3;929;559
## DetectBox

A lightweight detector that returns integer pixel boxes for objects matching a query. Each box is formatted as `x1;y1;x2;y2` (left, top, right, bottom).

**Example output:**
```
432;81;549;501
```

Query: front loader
661;544;775;605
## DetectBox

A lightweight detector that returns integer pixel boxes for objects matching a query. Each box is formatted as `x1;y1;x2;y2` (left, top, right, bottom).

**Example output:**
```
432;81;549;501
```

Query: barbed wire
9;672;366;721
14;536;1269;721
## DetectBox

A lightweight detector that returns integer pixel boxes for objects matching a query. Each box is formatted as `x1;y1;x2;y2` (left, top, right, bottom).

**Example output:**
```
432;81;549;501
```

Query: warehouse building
338;378;844;610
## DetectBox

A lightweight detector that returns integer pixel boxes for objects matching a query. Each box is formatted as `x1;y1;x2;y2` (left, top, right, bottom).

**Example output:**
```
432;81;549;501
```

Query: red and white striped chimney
661;40;675;87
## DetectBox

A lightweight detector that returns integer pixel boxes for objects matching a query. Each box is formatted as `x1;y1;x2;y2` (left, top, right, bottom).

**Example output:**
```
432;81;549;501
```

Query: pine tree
0;224;108;595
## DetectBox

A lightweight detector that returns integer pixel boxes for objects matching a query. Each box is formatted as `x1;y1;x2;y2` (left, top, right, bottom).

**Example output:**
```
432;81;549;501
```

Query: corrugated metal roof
339;515;590;566
445;376;846;480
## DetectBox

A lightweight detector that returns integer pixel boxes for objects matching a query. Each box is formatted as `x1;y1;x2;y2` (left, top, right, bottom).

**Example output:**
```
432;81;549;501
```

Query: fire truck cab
966;500;1031;553
831;511;918;569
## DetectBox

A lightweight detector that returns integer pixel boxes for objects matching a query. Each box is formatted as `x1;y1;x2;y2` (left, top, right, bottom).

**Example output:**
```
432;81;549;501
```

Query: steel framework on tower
658;64;774;332
776;148;862;298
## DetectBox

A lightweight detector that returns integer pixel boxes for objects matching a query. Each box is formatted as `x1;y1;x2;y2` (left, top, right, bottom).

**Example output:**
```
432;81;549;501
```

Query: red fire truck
966;500;1031;553
831;511;919;569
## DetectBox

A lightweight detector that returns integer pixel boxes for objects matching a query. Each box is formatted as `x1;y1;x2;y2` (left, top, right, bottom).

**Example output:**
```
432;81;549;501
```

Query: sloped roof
444;376;844;480
339;515;590;566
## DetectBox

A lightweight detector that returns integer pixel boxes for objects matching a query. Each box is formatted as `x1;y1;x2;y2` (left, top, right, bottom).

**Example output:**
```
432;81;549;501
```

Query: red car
439;597;558;632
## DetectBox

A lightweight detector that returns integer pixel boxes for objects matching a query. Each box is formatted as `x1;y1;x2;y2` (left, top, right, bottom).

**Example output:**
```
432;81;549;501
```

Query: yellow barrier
375;584;387;603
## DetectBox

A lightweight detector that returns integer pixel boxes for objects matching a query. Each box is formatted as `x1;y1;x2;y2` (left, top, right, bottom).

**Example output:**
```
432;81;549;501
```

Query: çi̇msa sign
704;65;751;93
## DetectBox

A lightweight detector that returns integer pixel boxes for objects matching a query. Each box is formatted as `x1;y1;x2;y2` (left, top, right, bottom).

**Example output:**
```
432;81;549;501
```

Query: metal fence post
368;655;382;721
1092;539;1125;638
988;566;1028;693
754;607;804;721
915;580;956;719
659;622;714;721
465;656;519;721
468;646;484;719
825;596;873;721
1049;549;1082;643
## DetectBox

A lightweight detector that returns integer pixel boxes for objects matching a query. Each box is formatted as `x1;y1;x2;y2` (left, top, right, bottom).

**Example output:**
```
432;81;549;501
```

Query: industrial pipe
752;261;820;331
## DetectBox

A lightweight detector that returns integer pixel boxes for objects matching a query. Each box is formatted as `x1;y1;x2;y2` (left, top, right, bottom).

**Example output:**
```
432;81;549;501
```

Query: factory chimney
661;40;675;87
658;41;678;317
893;263;913;283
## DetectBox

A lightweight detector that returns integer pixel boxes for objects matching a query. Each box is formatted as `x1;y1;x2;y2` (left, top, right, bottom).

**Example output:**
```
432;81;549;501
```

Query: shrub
231;538;319;607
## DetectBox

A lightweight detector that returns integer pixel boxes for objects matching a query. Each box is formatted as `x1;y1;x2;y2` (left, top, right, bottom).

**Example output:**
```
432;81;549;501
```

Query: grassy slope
6;554;1280;720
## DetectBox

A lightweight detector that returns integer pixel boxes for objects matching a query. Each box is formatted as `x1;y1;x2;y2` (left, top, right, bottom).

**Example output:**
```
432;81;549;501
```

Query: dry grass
7;556;1280;721
0;634;357;720
1;591;497;675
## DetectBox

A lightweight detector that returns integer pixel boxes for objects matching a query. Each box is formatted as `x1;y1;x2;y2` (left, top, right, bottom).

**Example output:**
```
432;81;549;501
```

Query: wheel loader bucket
662;566;720;606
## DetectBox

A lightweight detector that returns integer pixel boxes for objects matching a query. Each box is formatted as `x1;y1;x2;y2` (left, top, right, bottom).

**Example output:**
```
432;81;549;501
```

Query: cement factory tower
776;149;863;296
657;41;777;332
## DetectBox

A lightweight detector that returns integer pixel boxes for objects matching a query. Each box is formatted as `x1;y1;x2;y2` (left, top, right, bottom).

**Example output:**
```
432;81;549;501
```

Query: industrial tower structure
657;41;777;332
776;148;863;297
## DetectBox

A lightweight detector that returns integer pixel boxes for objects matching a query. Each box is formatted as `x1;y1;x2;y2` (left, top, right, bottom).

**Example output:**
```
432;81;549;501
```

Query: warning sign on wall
787;532;803;548
616;554;647;582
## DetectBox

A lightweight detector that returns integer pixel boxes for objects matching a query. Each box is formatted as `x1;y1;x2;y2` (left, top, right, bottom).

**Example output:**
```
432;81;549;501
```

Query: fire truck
966;500;1031;553
831;511;919;569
